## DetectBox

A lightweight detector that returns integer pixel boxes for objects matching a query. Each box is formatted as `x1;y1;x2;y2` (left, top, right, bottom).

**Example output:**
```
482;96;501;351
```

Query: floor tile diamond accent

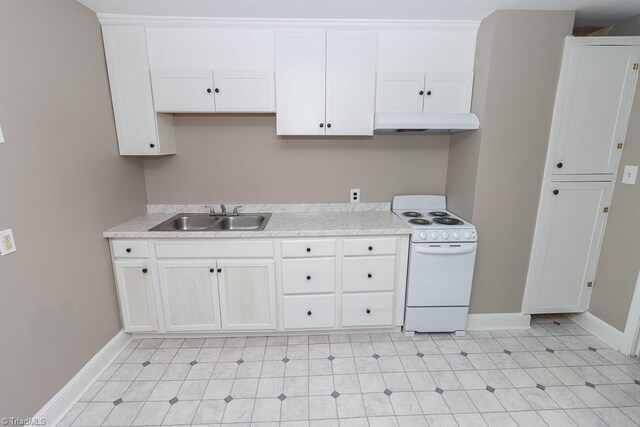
113;398;123;406
190;360;198;366
635;379;640;385
372;353;380;359
588;347;597;352
384;389;393;396
586;382;595;388
327;355;335;361
435;387;444;394
460;351;468;357
236;359;244;365
142;361;151;366
553;321;561;325
536;384;546;391
503;349;512;355
331;391;340;399
224;395;234;403
486;386;495;393
282;357;290;363
278;394;287;401
169;397;179;405
416;352;424;358
546;348;554;353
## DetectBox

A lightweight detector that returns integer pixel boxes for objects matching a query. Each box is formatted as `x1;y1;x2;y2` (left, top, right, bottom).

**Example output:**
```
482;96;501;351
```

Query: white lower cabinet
342;256;396;292
283;295;336;329
113;260;158;332
281;258;336;294
342;292;394;327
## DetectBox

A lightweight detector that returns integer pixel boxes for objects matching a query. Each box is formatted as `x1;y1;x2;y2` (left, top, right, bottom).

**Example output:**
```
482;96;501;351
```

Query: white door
113;260;158;332
213;70;275;112
423;72;474;113
325;30;377;135
552;46;640;175
150;69;215;112
275;29;326;135
217;259;277;330
157;260;221;331
525;181;613;313
102;26;159;155
375;72;426;113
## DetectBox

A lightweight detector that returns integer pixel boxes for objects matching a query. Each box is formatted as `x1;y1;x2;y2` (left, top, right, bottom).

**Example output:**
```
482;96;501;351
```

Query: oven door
406;242;477;307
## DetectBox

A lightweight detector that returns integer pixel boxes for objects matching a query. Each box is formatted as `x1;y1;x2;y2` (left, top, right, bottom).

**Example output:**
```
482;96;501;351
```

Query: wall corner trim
466;313;531;330
33;330;132;425
568;312;624;350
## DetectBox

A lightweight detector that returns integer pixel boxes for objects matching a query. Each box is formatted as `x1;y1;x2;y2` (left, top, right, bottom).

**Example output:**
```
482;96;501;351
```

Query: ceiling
76;0;640;27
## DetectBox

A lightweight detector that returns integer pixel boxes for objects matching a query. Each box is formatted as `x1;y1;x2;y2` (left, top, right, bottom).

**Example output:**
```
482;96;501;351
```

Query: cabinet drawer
343;237;397;256
282;295;335;329
282;258;336;294
112;240;150;258
281;239;336;258
343;256;396;292
155;240;273;259
342;292;394;327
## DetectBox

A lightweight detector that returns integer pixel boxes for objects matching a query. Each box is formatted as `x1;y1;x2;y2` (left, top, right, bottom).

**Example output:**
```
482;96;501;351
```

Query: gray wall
0;0;147;416
446;10;575;314
143;116;450;204
589;20;640;332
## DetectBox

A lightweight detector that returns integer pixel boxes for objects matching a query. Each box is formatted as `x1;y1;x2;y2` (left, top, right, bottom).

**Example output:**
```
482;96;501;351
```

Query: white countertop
104;205;412;238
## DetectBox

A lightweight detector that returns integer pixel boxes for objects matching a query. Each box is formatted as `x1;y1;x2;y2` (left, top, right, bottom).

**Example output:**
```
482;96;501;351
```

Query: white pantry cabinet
275;29;377;135
102;26;176;156
113;260;158;332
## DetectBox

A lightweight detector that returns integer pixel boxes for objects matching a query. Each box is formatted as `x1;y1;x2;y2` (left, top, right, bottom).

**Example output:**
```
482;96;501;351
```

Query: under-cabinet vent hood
374;113;480;134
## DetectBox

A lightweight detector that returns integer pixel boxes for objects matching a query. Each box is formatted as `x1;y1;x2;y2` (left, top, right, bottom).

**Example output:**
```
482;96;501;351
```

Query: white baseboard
34;330;131;426
466;313;531;330
568;312;623;350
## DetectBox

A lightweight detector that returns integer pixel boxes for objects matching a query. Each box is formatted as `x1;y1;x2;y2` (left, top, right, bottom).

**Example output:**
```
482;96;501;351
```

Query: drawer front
112;240;150;258
282;295;335;329
155;240;274;259
343;237;397;256
281;239;336;258
282;258;336;294
342;292;394;327
343;256;396;292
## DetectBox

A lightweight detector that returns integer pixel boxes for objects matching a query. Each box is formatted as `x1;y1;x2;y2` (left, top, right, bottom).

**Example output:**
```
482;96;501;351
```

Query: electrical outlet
0;229;16;256
350;188;360;203
622;165;638;185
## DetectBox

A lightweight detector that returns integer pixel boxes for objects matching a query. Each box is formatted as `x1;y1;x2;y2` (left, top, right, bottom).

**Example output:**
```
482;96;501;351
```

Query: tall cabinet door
217;259;277;330
526;181;613;313
275;29;326;135
102;26;161;156
552;45;640;175
113;260;158;332
325;30;377;135
157;260;221;332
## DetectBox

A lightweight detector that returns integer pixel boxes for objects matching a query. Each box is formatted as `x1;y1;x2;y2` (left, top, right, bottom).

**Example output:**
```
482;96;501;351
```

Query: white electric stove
392;195;478;334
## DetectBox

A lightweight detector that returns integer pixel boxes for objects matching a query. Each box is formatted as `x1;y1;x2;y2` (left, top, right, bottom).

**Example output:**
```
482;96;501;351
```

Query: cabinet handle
553;189;559;195
306;275;311;280
327;123;332;128
126;248;132;253
210;268;215;273
142;268;148;273
368;246;373;251
207;88;212;93
319;123;324;128
306;247;311;253
426;91;432;96
214;88;220;93
217;268;222;273
367;273;373;278
556;162;563;168
150;143;155;148
307;310;312;316
366;308;371;314
419;90;424;95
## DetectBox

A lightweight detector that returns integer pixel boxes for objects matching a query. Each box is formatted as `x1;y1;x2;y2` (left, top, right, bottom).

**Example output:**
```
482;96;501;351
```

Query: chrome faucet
232;206;243;216
220;204;227;215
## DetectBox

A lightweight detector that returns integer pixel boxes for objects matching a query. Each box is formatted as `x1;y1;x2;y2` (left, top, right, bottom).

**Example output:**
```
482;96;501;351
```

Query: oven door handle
414;245;476;255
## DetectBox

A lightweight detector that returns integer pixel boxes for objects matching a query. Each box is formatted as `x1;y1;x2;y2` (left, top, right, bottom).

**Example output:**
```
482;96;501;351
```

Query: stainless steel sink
149;213;270;232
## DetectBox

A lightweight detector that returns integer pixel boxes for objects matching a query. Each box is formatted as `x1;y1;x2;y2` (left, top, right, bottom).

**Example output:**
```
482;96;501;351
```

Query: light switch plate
0;229;16;255
622;165;638;185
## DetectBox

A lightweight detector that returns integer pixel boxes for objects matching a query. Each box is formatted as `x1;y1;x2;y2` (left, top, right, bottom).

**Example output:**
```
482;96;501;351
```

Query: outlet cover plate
622;165;638;185
0;229;16;255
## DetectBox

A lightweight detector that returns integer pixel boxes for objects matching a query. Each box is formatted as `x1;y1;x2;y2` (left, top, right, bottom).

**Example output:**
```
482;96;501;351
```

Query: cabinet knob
150;143;155;148
210;268;215;273
217;268;222;273
556;162;563;168
426;91;432;96
366;308;371;314
553;189;559;195
214;88;220;93
367;273;373;278
319;123;324;128
207;88;212;93
307;310;312;316
368;246;373;251
306;247;311;252
419;90;424;95
306;275;311;280
327;123;332;128
126;248;132;253
142;268;148;273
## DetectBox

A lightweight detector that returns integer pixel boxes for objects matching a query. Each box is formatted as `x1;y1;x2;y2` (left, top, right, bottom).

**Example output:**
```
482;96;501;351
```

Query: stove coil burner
433;217;463;226
402;211;423;218
429;211;449;217
409;218;431;225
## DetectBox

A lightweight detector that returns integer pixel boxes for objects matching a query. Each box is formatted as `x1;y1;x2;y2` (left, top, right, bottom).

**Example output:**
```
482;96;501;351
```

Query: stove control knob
453;232;461;240
419;231;427;240
464;231;472;239
442;232;449;239
430;232;439;240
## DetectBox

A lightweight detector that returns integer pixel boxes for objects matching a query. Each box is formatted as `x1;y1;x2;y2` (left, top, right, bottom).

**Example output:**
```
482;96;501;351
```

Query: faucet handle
220;204;226;215
208;205;216;215
233;205;243;215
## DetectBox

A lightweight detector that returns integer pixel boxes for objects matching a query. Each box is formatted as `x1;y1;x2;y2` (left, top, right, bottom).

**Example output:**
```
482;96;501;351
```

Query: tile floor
59;315;640;426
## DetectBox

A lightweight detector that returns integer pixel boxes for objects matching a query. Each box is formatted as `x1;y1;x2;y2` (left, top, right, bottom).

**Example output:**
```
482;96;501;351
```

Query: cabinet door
213;70;275;112
217;259;277;330
113;260;157;332
157;260;221;331
102;26;161;155
526;181;613;313
150;69;215;112
275;29;326;135
552;46;640;175
325;30;377;135
375;72;425;113
423;72;473;113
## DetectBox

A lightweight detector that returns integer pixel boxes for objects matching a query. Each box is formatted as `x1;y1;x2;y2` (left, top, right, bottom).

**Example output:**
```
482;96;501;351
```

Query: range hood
374;113;479;134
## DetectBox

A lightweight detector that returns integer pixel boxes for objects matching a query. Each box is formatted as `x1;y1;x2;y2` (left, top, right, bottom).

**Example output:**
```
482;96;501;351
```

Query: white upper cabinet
375;72;425;113
325;30;377;135
552;45;640;175
213;70;275;112
423;72;473;113
275;29;327;135
102;25;176;156
151;69;215;113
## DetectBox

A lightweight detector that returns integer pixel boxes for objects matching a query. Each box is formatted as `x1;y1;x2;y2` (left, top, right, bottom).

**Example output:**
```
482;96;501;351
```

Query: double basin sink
150;213;271;232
